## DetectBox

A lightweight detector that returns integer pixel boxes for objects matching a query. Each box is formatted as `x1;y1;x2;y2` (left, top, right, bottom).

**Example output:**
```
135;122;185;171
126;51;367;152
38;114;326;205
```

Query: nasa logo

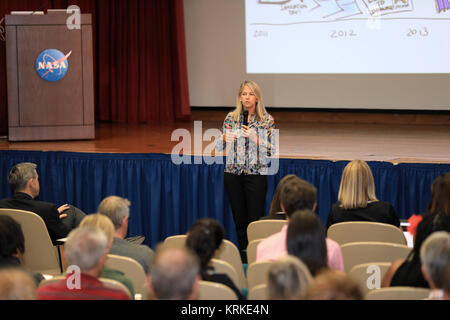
35;49;72;82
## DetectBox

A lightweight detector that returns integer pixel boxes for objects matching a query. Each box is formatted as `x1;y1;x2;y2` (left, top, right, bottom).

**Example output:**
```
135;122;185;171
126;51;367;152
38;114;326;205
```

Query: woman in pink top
256;210;344;272
286;209;342;275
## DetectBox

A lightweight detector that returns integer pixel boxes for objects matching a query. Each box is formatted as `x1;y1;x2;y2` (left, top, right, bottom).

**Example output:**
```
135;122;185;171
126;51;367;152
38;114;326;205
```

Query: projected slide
246;0;450;73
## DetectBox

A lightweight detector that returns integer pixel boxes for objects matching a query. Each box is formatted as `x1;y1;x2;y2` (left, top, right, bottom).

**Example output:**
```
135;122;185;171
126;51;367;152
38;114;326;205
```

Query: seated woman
407;173;450;238
0;215;43;285
185;218;244;300
382;211;450;288
260;174;297;220
286;209;330;277
326;160;400;229
383;173;450;289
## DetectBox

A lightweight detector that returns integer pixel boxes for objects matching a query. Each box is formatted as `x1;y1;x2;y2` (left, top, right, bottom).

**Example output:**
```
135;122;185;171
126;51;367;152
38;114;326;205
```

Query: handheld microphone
242;110;248;127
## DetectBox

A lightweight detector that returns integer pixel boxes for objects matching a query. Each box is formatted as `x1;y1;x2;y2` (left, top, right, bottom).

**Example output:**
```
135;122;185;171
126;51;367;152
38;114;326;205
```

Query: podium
5;12;94;141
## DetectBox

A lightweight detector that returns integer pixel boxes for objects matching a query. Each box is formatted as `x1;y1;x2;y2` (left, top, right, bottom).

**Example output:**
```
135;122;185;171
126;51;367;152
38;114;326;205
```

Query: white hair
64;226;108;271
420;231;450;288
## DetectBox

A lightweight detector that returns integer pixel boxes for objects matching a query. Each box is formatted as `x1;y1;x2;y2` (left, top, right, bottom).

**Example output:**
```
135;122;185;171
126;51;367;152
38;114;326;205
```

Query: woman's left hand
241;125;259;144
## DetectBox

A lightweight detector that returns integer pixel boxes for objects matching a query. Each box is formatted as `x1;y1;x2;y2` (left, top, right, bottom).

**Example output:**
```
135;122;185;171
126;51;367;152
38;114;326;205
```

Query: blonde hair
231;80;267;122
80;214;115;243
0;268;37;300
337;160;378;209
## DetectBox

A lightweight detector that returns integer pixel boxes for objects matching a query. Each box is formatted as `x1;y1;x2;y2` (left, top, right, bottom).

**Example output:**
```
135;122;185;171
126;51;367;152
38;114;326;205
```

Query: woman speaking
216;80;276;261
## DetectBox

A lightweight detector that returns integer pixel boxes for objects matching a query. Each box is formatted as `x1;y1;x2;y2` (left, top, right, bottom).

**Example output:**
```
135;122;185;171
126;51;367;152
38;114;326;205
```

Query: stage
1;110;450;163
1;110;449;247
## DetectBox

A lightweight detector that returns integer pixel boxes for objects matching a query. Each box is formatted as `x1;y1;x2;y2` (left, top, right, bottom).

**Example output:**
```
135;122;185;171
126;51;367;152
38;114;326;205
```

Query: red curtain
0;0;190;134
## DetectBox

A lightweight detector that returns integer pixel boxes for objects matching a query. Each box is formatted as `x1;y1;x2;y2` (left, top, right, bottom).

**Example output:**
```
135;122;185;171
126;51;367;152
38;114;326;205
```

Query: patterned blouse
216;111;276;175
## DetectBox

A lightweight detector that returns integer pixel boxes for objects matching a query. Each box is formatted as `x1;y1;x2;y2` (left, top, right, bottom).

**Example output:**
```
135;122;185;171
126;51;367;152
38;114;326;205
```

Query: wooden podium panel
5;13;94;141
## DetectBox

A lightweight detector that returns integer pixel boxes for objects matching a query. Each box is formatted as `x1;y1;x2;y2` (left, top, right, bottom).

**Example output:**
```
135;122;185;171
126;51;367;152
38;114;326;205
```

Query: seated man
0;162;86;243
98;196;154;274
147;243;200;300
37;226;130;300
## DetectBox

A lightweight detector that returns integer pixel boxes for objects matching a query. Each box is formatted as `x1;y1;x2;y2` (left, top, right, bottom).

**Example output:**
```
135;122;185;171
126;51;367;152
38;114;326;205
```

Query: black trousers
224;172;267;258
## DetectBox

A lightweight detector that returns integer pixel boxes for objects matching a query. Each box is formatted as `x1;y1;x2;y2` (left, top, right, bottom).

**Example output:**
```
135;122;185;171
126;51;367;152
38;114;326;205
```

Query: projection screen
184;0;450;110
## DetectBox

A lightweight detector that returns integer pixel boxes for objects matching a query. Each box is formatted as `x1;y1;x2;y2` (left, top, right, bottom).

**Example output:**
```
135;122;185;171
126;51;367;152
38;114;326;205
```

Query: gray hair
64;226;109;271
267;255;313;300
150;244;200;300
420;231;450;289
8;163;37;193
97;196;130;230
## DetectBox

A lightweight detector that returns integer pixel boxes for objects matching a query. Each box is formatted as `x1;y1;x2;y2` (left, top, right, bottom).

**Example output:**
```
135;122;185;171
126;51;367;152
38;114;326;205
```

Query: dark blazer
0;192;70;243
326;201;400;229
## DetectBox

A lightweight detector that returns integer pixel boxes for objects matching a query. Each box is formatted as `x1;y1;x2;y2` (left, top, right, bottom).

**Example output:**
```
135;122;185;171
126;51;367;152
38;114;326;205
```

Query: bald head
149;244;200;300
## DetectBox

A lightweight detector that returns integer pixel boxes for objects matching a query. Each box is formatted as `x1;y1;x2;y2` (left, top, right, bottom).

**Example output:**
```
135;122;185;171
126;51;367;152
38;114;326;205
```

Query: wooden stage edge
1;110;450;165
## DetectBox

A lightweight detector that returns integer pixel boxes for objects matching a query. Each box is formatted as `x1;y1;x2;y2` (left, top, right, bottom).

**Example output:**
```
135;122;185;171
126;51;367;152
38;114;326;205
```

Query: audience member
147;243;200;300
0;215;43;284
185;218;244;300
382;212;450;288
420;231;450;300
79;214;135;298
260;174;297;220
97;195;154;274
286;210;328;276
407;173;450;237
305;269;363;300
266;255;312;300
0;162;86;243
256;176;344;272
326;160;400;229
37;226;130;300
0;268;37;300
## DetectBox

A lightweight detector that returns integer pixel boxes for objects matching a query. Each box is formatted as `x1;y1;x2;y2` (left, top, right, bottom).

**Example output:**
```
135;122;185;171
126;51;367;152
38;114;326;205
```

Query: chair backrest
341;241;411;273
365;287;431;300
99;278;132;299
248;283;268;300
246;239;264;265
246;260;273;290
105;254;147;298
197;280;238;300
209;258;242;290
39;275;65;288
163;234;187;247
0;208;61;275
247;220;287;243
347;262;392;296
164;235;247;289
327;221;407;246
214;240;247;289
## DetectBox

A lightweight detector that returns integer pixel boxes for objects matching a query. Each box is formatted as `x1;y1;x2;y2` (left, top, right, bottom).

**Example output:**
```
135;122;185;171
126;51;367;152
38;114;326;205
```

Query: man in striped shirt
38;226;129;300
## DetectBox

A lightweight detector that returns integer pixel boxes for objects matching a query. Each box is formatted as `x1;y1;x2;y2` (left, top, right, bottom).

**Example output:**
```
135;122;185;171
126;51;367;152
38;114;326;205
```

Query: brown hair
305;270;363;300
428;173;450;215
269;174;297;216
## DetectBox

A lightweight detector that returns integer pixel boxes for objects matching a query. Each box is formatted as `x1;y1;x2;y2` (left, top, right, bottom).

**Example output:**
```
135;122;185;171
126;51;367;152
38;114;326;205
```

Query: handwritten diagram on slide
250;0;449;25
246;0;450;73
